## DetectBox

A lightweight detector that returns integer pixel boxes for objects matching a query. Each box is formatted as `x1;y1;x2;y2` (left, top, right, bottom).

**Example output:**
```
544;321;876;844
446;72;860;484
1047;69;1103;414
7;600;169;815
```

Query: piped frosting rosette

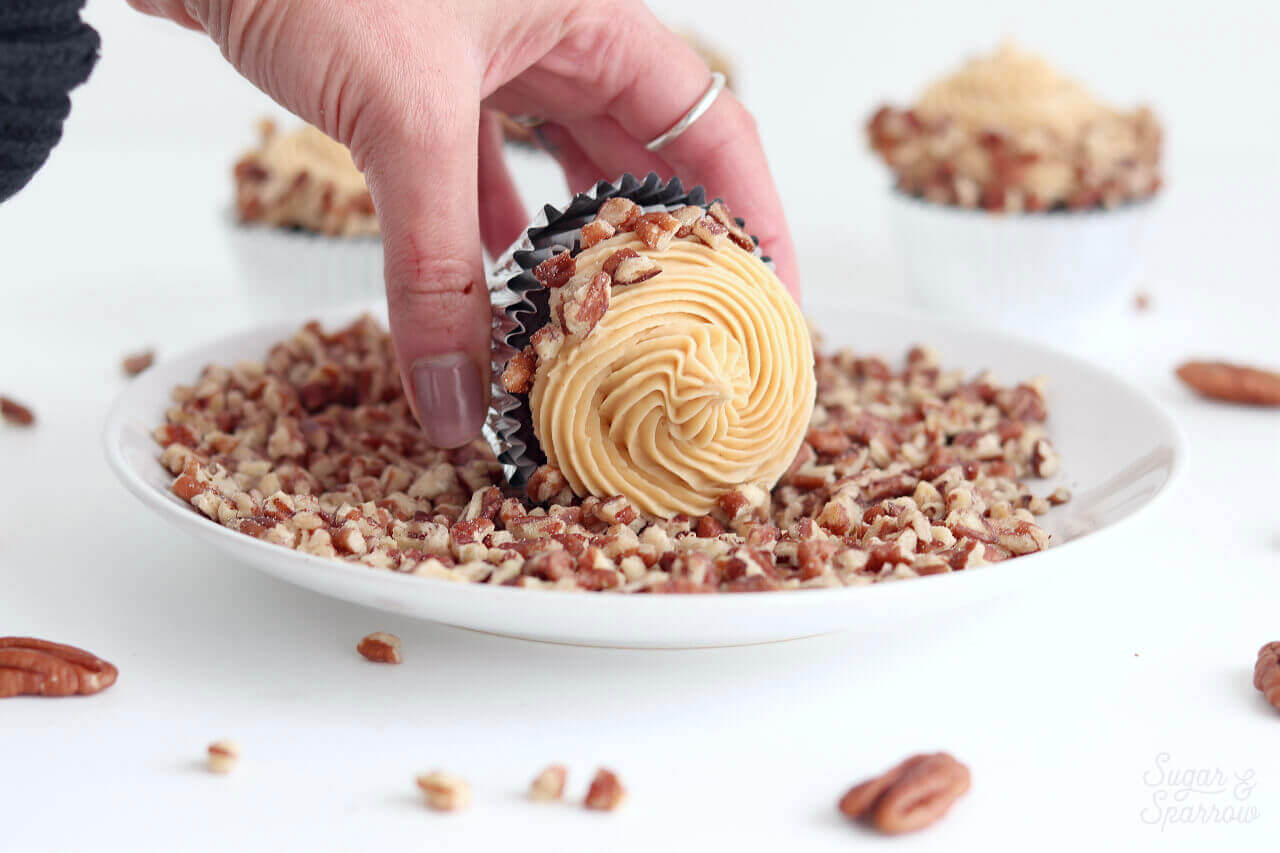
488;174;815;519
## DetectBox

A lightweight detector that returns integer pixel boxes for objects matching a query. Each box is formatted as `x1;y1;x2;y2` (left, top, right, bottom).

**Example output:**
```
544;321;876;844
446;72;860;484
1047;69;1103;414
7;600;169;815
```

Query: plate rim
102;305;1188;614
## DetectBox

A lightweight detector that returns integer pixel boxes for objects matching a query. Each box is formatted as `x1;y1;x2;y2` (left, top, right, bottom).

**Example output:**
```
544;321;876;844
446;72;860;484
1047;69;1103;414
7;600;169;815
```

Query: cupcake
490;174;814;519
227;120;383;309
866;43;1163;333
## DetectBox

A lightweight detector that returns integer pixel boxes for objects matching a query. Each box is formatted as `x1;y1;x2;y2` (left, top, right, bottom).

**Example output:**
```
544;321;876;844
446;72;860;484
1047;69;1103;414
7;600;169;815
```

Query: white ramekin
225;220;384;313
885;192;1153;337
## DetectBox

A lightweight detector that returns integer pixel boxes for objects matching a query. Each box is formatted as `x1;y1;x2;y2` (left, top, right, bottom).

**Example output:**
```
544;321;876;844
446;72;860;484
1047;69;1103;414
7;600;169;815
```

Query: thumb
363;112;492;449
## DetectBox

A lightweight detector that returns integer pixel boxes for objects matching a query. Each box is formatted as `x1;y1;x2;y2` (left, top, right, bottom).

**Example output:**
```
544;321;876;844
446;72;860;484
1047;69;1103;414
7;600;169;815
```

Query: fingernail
410;353;486;448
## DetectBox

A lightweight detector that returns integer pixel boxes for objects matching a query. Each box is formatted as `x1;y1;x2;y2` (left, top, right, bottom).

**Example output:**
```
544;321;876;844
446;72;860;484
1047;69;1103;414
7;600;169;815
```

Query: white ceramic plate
104;304;1183;648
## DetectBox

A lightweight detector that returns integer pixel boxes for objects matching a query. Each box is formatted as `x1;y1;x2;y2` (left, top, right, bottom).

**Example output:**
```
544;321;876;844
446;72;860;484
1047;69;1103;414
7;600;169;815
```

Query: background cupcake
866;42;1163;335
227;120;383;310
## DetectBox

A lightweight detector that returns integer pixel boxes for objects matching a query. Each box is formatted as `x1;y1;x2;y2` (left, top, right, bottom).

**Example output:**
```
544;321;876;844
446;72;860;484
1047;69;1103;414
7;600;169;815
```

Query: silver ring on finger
644;71;726;153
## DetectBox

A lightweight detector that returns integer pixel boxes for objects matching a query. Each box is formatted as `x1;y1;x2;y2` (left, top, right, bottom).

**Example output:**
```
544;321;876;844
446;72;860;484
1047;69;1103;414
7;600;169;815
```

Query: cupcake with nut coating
227;119;383;308
491;174;814;519
864;43;1162;335
868;41;1162;212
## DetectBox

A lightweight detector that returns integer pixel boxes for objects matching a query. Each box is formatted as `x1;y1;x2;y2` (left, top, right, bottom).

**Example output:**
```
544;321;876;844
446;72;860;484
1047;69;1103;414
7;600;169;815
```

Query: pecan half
1254;642;1280;712
356;631;402;664
1176;361;1280;406
838;752;970;834
0;637;118;698
1;396;35;427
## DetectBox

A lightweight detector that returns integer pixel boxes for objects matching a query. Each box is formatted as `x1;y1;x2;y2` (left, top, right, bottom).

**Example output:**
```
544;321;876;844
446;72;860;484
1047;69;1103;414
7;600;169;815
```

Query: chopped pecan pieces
501;347;538;394
559;272;611;338
416;771;472;812
707;201;755;251
356;631;402;664
0;396;35;427
584;768;625;811
611;254;661;285
529;765;568;802
533;250;576;288
839;753;970;835
691;215;729;249
122;350;156;376
152;317;1062;595
597;197;641;230
634;211;681;251
671;204;705;236
580;219;615;249
207;740;241;774
601;247;639;278
1176;361;1280;406
0;637;118;698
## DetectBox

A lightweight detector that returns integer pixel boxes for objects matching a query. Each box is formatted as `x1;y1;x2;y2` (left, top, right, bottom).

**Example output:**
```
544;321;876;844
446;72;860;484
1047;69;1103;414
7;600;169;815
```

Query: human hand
131;0;797;447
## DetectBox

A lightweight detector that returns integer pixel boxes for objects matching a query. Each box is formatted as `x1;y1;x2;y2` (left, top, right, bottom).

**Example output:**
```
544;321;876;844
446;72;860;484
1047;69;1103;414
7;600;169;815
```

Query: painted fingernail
410;353;486;448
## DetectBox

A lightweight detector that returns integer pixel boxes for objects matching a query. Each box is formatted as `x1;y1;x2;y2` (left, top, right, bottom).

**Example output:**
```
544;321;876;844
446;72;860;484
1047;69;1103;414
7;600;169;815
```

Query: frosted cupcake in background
866;43;1164;334
228;120;383;310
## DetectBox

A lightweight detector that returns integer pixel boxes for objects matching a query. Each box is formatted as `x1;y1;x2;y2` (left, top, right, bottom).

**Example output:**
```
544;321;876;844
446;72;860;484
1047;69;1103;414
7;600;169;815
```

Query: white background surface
3;1;1279;850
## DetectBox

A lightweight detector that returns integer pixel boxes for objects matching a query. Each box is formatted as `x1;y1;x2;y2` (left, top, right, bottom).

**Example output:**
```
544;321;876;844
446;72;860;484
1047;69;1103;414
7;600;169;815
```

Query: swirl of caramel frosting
529;232;814;519
916;41;1110;138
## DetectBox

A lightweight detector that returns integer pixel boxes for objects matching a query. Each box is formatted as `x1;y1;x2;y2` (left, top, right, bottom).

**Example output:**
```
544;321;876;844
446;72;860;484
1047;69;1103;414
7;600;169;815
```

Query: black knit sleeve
0;0;99;202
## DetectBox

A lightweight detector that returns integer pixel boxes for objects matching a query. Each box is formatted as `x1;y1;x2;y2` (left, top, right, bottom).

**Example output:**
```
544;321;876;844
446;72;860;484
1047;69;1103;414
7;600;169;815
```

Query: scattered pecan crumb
122;350;156;377
417;771;472;812
1;396;35;427
1176;361;1280;406
1133;292;1151;312
529;765;568;802
1255;642;1280;713
838;753;970;835
207;740;241;774
0;637;118;698
584;768;625;811
357;631;402;664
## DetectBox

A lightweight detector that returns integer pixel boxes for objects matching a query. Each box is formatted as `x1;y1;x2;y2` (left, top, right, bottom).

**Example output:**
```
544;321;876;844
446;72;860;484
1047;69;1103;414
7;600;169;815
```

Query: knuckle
385;250;478;309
